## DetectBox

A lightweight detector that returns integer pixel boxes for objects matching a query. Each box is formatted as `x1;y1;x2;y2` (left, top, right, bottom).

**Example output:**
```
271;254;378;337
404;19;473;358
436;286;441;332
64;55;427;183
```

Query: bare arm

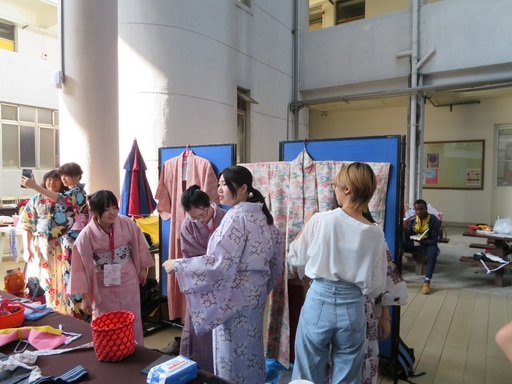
20;176;59;202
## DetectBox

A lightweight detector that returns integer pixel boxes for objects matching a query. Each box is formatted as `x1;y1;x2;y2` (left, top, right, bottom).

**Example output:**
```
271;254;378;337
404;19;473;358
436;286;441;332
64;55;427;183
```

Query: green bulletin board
423;140;485;190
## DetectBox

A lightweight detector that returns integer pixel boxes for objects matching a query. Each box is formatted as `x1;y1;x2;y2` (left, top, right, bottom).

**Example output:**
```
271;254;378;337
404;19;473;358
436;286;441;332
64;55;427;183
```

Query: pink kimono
155;152;219;321
69;214;155;345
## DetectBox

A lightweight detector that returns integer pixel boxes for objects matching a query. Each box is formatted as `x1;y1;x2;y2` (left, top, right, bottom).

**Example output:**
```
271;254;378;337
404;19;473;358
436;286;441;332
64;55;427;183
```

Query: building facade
1;0;511;224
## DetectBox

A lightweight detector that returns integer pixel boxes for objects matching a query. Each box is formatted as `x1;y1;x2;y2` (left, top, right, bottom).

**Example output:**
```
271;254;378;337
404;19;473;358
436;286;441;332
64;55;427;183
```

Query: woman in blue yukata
163;165;283;384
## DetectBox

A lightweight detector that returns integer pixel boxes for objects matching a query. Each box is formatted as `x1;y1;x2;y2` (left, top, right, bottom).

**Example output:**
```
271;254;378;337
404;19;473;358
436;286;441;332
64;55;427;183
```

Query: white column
59;0;119;196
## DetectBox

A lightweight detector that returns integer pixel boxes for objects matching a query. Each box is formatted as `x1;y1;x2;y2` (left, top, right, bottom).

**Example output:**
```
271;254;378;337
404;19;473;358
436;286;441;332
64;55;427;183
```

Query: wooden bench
459;256;512;287
469;243;496;250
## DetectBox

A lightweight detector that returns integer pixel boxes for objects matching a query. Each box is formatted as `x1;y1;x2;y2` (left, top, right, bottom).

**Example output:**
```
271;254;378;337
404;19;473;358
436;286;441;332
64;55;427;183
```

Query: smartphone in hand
21;169;33;188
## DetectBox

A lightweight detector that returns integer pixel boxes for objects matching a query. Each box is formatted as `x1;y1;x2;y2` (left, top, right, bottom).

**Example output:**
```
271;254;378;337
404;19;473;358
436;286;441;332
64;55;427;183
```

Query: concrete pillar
59;0;119;196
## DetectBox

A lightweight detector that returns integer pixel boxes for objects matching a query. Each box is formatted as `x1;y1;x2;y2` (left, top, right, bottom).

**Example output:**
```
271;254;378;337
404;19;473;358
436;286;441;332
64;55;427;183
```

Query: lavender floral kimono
175;202;283;384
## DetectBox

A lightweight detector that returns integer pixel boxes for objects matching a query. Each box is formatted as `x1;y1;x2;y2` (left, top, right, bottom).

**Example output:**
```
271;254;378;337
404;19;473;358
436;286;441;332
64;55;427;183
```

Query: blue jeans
292;278;365;384
403;240;439;279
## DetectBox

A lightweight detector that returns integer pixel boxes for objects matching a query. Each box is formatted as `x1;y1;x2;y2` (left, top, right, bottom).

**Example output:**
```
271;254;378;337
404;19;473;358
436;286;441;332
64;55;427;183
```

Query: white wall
0;48;59;197
309;96;512;224
302;0;512;96
118;0;296;192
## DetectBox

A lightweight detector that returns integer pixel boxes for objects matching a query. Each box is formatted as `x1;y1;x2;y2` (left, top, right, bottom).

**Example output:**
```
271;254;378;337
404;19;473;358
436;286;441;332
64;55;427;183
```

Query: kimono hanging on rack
240;149;390;368
155;150;219;321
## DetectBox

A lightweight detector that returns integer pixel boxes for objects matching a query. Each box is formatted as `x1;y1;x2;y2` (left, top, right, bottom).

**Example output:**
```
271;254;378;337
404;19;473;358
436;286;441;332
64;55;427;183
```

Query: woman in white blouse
288;162;388;384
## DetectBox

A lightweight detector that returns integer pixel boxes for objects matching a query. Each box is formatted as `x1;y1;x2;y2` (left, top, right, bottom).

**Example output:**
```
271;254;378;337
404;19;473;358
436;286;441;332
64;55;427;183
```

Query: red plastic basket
91;310;135;362
0;303;25;329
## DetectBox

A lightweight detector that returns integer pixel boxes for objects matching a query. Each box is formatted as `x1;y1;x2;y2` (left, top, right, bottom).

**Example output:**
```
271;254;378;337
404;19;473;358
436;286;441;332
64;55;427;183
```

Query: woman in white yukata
69;190;154;345
163;165;283;384
288;162;388;384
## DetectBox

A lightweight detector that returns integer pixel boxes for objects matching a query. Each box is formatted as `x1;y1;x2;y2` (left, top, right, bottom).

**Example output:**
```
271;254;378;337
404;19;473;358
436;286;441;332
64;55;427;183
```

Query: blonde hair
335;162;377;212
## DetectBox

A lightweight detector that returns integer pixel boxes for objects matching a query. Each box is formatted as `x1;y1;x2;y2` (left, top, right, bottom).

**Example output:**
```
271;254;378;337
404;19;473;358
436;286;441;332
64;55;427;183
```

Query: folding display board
158;144;236;295
280;135;406;367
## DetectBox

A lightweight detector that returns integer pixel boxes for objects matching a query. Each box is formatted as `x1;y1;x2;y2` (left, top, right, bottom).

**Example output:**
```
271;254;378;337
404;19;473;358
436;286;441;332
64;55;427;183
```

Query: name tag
104;264;121;286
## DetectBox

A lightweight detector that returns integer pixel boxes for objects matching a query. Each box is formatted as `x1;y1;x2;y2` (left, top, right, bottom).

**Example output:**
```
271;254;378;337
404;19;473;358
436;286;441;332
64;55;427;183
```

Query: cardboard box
147;355;198;384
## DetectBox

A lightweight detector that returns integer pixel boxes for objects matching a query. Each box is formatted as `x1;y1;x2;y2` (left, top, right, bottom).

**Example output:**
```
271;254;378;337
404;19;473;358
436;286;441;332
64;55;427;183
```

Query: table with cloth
0;292;227;383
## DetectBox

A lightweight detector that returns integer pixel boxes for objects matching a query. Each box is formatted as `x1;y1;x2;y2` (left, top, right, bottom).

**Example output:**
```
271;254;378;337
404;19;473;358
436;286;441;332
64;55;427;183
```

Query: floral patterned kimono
361;247;408;384
18;194;68;313
49;183;89;319
69;214;155;345
179;204;227;373
175;202;283;384
242;152;391;368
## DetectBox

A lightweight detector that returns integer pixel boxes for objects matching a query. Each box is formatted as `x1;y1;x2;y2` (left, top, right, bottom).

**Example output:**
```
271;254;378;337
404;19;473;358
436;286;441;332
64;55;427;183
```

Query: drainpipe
291;0;300;140
408;0;420;207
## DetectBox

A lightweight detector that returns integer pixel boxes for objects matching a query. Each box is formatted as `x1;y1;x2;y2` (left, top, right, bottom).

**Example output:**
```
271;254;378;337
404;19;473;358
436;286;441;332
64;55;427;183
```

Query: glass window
2;124;19;167
1;103;59;169
38;109;53;125
20;125;36;167
0;21;14;41
497;125;512;187
336;0;365;24
309;6;323;31
1;104;17;121
237;112;246;164
40;127;55;168
19;106;36;122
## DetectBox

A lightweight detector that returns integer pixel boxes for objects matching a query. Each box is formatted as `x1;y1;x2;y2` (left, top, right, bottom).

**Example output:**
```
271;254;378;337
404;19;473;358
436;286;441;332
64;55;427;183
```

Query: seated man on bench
403;199;441;295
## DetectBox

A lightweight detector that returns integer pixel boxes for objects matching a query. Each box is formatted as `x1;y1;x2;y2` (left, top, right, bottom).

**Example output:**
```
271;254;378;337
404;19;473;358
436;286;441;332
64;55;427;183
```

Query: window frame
496;124;512;187
1;103;59;169
335;0;365;25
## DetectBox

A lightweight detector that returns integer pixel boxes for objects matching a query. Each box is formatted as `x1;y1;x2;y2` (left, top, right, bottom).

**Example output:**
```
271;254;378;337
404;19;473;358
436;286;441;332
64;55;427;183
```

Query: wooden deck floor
379;281;512;384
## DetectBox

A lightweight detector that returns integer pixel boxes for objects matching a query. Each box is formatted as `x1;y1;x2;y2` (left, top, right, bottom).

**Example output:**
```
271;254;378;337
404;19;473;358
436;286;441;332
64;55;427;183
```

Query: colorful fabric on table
0;342;93;383
0;325;69;350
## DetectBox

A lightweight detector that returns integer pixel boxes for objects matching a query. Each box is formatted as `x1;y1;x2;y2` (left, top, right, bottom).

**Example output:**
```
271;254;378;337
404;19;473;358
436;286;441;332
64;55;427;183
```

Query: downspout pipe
409;0;420;208
291;0;300;140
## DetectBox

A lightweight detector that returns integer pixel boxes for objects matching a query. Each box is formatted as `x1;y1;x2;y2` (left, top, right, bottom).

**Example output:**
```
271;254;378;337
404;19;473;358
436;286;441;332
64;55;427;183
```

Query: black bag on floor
140;277;160;320
379;337;426;383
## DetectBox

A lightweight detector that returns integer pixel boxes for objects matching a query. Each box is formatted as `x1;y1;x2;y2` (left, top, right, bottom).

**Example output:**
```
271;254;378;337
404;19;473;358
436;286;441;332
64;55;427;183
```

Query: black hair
414;199;428;208
41;170;65;193
219;165;274;225
181;185;211;211
58;162;83;177
88;190;118;217
362;210;375;223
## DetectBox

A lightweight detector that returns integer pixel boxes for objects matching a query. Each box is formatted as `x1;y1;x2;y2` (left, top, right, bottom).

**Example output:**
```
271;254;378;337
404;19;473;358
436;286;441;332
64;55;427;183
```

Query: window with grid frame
1;103;59;169
496;124;512;187
335;0;365;25
0;20;15;52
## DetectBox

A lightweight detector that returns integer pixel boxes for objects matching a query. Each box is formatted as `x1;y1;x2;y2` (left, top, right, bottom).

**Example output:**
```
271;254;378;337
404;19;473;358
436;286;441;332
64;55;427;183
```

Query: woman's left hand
163;259;175;274
378;317;391;341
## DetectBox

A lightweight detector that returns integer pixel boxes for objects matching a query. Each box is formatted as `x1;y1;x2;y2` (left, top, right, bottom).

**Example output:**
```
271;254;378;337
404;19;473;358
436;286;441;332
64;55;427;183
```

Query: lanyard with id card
103;224;121;286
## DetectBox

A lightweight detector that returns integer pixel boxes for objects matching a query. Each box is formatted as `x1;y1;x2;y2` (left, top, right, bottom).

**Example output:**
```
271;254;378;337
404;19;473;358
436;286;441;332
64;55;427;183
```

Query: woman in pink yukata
69;190;154;345
163;165;283;384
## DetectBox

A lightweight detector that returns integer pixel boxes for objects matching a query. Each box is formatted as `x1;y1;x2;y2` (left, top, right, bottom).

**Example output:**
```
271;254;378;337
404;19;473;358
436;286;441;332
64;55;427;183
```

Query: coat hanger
184;144;191;157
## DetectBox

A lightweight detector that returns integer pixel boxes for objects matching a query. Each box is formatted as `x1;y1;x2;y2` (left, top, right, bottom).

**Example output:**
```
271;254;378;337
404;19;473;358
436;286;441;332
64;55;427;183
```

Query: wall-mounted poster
466;168;481;186
424;168;439;184
423;140;484;190
427;153;439;168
